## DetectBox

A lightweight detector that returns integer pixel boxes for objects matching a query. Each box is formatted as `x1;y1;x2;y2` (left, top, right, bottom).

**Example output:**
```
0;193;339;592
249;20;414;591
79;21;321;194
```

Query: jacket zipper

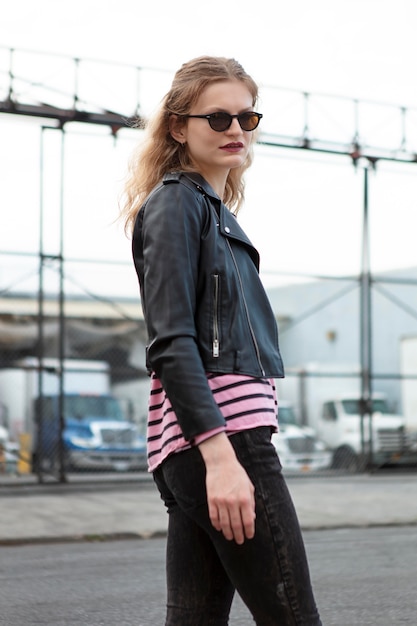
226;240;265;376
212;274;220;357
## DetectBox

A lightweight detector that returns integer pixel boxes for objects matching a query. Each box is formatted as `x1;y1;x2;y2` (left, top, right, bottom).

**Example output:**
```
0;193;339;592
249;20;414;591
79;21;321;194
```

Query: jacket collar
163;171;260;270
164;171;220;203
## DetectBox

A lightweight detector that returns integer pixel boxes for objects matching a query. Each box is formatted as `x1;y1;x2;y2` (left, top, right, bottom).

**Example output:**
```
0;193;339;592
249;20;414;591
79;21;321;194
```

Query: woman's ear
169;114;187;144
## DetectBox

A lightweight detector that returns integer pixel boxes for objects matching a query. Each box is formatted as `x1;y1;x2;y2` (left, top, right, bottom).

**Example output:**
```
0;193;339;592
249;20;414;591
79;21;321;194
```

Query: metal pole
299;369;308;427
35;126;47;483
58;127;67;483
360;165;373;468
7;48;14;102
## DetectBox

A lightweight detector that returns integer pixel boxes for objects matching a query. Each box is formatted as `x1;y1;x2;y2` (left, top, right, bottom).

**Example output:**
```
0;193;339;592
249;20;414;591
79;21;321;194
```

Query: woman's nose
225;118;242;133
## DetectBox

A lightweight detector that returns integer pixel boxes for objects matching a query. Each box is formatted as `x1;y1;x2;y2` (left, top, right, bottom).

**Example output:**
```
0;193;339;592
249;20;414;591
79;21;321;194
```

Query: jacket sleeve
137;182;226;441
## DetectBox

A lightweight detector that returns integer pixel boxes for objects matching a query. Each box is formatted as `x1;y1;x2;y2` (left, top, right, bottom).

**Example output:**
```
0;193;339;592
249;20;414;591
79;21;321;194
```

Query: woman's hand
198;432;256;545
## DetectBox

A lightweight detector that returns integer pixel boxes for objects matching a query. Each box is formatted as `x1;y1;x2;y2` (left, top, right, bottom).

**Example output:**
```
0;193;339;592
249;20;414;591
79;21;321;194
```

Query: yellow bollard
17;433;32;474
0;444;5;473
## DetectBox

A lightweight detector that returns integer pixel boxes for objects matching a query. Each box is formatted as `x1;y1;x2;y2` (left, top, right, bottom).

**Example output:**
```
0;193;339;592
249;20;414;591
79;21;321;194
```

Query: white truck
400;336;417;442
319;393;407;470
0;357;147;472
271;400;332;473
276;363;409;471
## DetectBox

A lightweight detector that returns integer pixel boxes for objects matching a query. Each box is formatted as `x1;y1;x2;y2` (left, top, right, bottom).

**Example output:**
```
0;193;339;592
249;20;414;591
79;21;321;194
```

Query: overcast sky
3;0;417;105
1;0;416;298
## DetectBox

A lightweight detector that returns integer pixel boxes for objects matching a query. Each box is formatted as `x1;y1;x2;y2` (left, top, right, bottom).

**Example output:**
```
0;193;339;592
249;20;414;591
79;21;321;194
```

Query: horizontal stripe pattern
146;372;278;471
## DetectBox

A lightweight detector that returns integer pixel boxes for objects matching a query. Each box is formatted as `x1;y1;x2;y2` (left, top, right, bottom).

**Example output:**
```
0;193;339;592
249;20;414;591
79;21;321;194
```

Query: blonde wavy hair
121;56;260;234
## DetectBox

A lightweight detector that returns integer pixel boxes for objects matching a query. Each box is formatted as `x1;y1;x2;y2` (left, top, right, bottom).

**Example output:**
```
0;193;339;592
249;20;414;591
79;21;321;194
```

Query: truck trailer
400;336;417;437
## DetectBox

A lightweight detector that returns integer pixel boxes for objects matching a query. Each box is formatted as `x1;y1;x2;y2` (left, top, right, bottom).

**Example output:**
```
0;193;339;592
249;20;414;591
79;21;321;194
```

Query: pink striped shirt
146;372;279;472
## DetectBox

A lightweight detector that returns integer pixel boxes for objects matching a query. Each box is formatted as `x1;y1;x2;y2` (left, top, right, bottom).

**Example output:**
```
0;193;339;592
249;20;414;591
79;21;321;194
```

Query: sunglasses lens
239;112;261;131
206;112;262;131
208;112;231;131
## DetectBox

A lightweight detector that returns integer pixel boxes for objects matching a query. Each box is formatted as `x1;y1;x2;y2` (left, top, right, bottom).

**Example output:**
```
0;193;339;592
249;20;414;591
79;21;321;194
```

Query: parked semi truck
400;336;417;443
0;358;146;472
277;363;411;471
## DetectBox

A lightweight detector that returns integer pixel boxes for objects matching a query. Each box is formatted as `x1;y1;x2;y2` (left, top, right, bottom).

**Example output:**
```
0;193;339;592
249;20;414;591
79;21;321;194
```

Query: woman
122;56;322;626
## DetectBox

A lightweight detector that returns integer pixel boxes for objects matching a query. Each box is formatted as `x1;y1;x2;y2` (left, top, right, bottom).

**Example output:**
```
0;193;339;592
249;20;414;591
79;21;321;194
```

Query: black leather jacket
132;172;284;441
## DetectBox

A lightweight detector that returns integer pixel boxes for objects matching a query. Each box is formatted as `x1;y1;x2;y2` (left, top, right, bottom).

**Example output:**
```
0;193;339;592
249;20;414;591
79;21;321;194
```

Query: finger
229;488;256;543
218;505;235;542
208;502;222;532
240;500;256;540
228;507;245;545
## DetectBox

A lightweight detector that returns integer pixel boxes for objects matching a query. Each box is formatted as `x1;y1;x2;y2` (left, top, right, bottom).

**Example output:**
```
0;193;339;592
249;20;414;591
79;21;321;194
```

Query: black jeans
153;427;322;626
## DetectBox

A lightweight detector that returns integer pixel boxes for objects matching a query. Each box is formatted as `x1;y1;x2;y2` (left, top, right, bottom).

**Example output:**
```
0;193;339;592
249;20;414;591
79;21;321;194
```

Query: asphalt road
1;525;416;625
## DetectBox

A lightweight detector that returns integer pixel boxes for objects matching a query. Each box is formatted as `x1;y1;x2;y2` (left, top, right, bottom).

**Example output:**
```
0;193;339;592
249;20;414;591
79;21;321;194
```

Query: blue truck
0;358;147;472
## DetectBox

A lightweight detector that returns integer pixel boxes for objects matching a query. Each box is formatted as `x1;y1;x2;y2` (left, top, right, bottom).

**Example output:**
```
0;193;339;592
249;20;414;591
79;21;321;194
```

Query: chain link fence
1;252;416;482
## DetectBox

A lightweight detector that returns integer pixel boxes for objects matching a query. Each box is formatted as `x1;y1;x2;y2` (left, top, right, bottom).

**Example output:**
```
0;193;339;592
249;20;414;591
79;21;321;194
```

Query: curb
2;520;417;547
0;530;168;547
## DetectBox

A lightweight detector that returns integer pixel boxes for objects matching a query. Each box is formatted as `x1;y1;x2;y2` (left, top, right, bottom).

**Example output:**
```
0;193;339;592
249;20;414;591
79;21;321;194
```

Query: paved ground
3;528;417;625
1;470;416;544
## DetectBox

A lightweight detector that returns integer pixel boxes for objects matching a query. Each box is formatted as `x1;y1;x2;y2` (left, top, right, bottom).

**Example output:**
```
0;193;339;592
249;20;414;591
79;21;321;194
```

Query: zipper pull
213;340;219;358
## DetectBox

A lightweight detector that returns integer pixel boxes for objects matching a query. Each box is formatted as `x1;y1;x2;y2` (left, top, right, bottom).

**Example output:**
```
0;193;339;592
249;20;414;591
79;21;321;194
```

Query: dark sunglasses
184;111;263;132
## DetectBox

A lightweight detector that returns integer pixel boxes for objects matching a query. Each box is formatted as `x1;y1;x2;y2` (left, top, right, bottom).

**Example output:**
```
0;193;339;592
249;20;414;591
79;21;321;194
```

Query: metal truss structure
1;46;417;476
2;46;417;162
